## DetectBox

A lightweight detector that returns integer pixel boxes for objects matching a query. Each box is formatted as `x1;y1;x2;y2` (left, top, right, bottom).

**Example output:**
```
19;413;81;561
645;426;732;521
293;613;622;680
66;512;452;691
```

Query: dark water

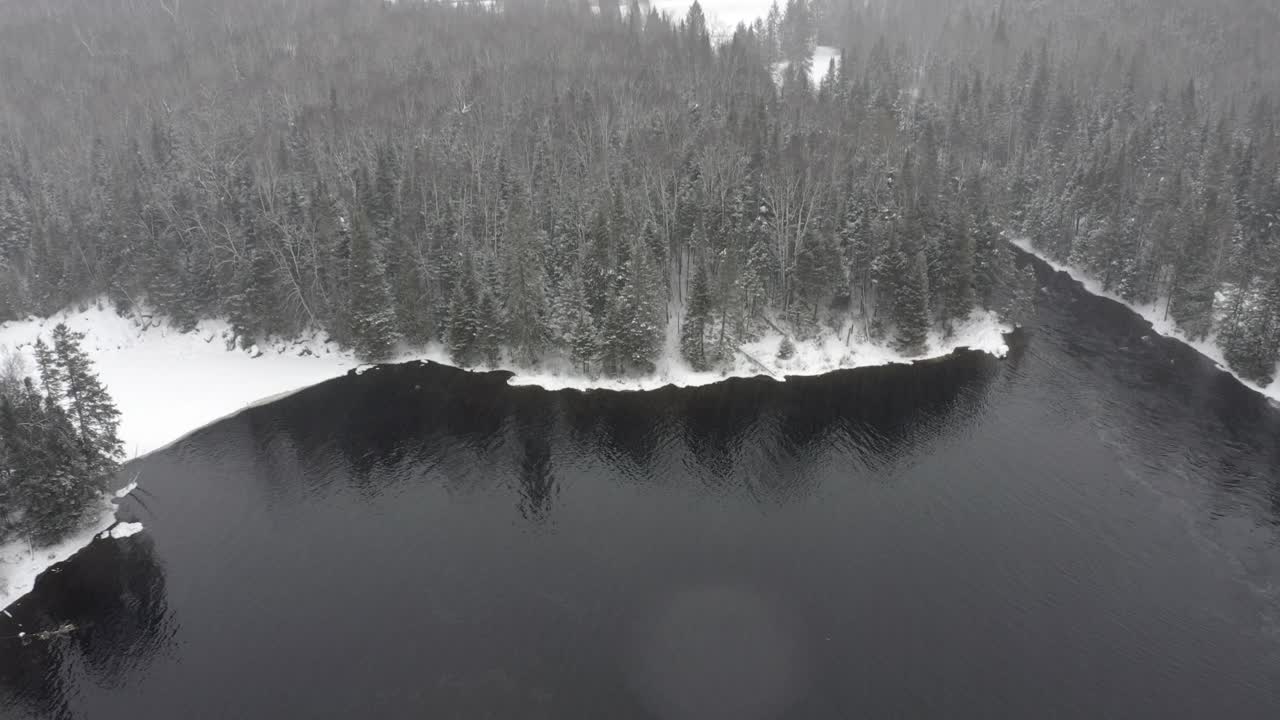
4;260;1280;719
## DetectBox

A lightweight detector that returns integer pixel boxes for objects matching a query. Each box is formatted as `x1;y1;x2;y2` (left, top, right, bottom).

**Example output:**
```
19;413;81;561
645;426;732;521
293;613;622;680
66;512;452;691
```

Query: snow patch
101;523;145;540
772;45;842;87
1011;237;1280;406
0;306;364;458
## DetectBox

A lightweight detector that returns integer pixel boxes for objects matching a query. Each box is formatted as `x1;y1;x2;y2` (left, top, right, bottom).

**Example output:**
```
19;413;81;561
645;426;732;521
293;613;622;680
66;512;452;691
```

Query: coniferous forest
0;0;1276;383
1;327;122;547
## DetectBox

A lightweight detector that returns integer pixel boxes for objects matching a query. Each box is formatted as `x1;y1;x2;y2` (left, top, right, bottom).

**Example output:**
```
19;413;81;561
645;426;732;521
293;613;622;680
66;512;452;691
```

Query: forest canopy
0;0;1275;381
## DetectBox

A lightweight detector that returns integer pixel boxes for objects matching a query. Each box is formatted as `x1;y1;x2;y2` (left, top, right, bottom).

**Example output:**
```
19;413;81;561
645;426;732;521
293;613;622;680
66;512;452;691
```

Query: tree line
0;0;1275;381
1;327;122;546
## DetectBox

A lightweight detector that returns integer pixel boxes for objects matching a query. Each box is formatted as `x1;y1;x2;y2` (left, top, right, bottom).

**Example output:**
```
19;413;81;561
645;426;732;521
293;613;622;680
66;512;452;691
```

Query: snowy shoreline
0;482;141;613
1011;237;1280;406
0;301;1011;458
0;302;1009;612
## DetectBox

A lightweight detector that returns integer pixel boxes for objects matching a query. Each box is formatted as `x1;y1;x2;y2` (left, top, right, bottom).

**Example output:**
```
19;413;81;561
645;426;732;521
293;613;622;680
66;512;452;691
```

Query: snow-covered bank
0;303;365;458
0;483;141;612
1011;237;1280;405
1;300;1011;456
509;311;1010;391
0;299;1008;612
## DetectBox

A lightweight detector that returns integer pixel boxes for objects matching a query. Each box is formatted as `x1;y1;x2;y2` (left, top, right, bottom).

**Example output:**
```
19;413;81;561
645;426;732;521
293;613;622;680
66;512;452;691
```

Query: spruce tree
475;289;503;367
504;229;550;366
680;264;713;370
50;323;123;476
2;330;121;544
347;212;398;361
1002;262;1039;329
894;250;931;356
938;224;976;333
1168;210;1218;340
569;294;600;374
447;264;480;365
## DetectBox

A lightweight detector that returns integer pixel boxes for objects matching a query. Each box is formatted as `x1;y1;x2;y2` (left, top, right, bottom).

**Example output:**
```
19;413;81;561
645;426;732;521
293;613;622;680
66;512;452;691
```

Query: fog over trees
0;0;1276;381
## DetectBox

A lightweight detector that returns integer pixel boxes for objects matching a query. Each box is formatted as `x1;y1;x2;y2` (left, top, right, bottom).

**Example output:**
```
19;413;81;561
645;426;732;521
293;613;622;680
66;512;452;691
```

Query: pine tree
1222;277;1280;385
971;199;1006;311
894;250;931;356
3;328;121;544
389;231;431;345
447;260;480;365
1002;261;1039;328
681;264;713;370
794;229;843;323
4;379;95;544
938;221;976;333
33;337;64;402
777;336;796;360
583;207;613;325
568;290;600;374
347;212;398;361
504;229;550;366
1168;207;1218;340
50;323;122;475
476;288;504;367
601;244;664;375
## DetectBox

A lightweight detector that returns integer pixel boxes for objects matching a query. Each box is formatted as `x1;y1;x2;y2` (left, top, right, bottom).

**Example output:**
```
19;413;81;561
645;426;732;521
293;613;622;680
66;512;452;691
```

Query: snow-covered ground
0;303;365;459
1011;237;1280;405
510;310;1009;391
1;300;1010;457
0;482;141;612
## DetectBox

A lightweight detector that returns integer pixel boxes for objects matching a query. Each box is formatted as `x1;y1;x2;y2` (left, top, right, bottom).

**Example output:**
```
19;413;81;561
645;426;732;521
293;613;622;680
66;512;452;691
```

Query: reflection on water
0;535;172;718
3;255;1280;718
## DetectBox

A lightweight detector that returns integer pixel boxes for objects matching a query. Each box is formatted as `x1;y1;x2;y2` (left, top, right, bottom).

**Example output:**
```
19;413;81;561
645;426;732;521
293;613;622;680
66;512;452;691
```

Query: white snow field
1011;237;1280;405
0;303;364;459
0;482;141;612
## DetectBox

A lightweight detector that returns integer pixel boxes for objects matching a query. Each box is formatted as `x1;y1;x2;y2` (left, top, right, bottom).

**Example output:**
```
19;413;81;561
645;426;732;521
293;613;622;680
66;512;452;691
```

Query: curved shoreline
1010;237;1280;407
1;303;1011;460
0;304;1009;612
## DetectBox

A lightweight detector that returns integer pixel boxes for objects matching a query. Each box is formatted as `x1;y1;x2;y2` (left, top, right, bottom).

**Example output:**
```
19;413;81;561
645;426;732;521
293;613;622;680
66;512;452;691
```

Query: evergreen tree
504;229;550;366
50;323;123;475
777;335;796;359
447;260;480;365
1;330;121;545
938;222;977;333
1222;277;1280;385
568;290;601;374
601;244;664;374
476;289;503;367
894;250;931;356
1168;207;1218;340
347;212;398;361
794;229;843;323
1002;262;1039;328
681;264;713;370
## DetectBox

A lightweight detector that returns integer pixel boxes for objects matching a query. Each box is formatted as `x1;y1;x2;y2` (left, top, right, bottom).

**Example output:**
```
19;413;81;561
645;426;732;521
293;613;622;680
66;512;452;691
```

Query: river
3;257;1280;719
